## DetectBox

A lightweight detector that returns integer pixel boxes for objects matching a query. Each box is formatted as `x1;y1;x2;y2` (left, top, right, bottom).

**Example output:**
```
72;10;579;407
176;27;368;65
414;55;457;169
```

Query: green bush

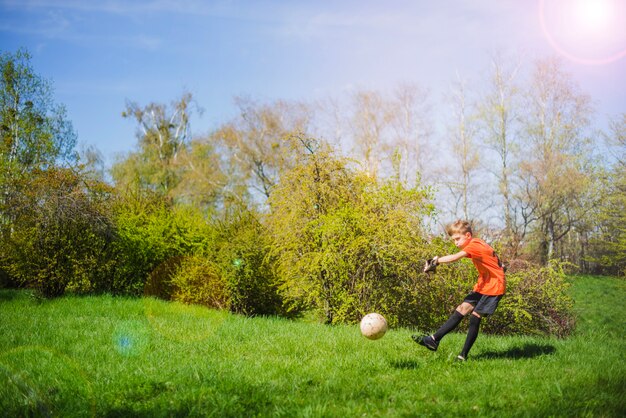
484;261;576;337
267;139;437;325
213;210;287;316
170;256;229;309
111;192;214;296
0;168;116;297
166;209;287;317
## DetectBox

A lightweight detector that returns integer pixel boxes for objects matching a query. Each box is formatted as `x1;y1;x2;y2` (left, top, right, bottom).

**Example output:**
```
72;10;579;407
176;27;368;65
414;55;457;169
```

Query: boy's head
446;220;473;249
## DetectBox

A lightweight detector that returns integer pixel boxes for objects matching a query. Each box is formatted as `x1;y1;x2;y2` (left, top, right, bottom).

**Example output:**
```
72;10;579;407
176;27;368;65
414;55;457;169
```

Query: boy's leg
433;310;464;341
433;294;478;341
458;294;502;360
459;312;481;359
412;299;475;351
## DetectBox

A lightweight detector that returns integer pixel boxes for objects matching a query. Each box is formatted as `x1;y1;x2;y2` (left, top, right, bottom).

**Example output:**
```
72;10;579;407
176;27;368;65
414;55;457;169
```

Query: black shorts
464;292;503;316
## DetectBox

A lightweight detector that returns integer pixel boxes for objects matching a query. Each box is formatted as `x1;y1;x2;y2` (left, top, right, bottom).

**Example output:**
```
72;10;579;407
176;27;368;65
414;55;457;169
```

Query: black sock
433;311;464;341
460;314;482;358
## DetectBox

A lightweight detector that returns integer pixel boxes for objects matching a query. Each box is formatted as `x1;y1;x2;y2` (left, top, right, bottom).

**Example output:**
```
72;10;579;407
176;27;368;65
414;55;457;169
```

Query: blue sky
1;0;625;166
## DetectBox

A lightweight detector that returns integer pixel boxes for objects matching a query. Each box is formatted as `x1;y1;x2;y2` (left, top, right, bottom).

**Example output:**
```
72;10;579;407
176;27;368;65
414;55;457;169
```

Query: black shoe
412;335;439;351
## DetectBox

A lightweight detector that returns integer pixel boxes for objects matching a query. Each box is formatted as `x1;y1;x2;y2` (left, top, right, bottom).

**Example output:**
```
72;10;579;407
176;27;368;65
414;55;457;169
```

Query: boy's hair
446;220;473;236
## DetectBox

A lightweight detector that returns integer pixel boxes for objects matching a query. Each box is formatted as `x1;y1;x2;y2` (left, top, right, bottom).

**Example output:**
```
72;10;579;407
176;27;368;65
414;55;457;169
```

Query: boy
413;220;505;361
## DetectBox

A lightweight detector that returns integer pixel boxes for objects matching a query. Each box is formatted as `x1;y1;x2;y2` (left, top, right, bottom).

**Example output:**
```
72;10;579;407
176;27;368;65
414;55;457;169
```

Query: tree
517;57;594;263
388;83;433;185
111;92;199;197
477;53;522;256
172;138;227;213
0;48;77;236
588;114;626;276
213;97;311;203
350;90;391;179
440;75;483;221
315;85;431;185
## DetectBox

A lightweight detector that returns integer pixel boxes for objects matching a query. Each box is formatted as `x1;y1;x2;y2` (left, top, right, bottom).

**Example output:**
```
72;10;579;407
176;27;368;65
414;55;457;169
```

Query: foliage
485;261;576;336
112;93;199;195
169;256;228;309
587;114;626;277
0;48;78;257
267;136;437;325
0;48;77;174
211;209;286;316
0;167;116;297
111;192;213;296
212;97;311;201
169;208;287;316
172;138;226;213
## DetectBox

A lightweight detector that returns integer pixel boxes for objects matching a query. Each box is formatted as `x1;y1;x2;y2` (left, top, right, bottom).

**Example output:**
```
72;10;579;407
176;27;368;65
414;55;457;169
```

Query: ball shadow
389;359;420;370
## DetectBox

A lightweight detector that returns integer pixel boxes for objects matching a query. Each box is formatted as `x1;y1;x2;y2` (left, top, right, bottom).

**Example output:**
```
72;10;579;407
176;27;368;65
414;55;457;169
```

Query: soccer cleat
412;335;439;351
456;354;466;362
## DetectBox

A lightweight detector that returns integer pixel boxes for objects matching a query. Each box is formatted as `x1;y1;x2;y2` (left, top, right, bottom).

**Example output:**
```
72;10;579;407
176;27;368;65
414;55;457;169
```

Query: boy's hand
423;256;439;273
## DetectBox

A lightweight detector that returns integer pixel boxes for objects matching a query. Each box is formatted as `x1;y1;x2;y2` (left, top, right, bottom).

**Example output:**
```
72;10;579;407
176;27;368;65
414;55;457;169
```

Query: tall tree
477;53;522;255
111;92;198;197
213;97;311;203
173;138;227;213
441;76;482;221
589;114;626;276
0;48;77;235
350;90;391;179
319;85;431;184
517;57;594;263
388;83;432;185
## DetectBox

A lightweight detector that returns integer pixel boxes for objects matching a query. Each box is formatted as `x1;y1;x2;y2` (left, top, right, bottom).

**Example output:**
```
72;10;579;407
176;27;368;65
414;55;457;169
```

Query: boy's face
450;232;472;249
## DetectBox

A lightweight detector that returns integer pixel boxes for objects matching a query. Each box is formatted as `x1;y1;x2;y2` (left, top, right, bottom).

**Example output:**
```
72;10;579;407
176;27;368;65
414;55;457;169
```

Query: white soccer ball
360;313;388;340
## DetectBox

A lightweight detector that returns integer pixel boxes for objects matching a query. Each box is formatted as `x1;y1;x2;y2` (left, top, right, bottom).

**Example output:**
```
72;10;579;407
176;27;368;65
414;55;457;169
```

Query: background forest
1;49;624;336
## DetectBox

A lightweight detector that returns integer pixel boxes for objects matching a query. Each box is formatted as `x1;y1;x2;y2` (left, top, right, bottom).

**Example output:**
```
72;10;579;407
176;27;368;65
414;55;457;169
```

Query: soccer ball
360;313;388;340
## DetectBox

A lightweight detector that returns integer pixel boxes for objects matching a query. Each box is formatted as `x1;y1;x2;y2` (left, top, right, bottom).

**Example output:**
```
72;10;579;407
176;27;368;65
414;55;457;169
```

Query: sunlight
539;0;626;65
575;0;612;32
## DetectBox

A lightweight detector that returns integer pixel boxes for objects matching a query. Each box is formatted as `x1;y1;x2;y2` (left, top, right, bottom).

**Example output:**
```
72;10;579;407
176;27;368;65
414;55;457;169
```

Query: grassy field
0;275;624;417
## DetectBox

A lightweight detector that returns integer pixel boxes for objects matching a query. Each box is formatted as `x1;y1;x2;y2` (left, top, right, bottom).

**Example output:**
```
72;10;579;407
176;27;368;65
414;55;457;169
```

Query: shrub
166;208;287;316
0;168;116;297
484;261;576;337
170;256;228;309
111;192;214;296
267;138;437;325
213;209;286;317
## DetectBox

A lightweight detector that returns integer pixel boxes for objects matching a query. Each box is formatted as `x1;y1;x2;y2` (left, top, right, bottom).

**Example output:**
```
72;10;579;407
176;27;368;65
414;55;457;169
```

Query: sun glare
539;0;626;65
575;0;612;31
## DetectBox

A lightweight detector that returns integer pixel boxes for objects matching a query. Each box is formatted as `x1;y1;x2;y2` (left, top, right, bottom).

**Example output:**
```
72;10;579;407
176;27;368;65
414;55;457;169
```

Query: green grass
0;275;624;417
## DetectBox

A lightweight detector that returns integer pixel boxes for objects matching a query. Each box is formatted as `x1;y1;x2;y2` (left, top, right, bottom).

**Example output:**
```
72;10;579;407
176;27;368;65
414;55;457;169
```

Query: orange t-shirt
463;238;506;296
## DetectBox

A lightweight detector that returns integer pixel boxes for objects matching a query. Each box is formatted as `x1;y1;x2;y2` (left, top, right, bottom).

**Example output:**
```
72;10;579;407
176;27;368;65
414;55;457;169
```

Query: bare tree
388;83;433;185
477;52;523;255
350;90;392;179
517;57;594;262
213;97;311;203
441;75;482;221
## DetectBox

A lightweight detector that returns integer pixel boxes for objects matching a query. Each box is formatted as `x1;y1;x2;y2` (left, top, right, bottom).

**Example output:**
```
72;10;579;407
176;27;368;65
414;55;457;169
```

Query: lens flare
113;320;150;356
539;0;626;65
576;0;611;30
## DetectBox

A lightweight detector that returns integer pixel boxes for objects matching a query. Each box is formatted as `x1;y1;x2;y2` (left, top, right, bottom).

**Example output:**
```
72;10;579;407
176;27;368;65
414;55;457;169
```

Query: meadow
0;275;624;417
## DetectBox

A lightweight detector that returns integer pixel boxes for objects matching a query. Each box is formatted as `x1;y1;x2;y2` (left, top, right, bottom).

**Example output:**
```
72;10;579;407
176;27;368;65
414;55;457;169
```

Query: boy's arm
423;251;467;273
437;251;468;264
